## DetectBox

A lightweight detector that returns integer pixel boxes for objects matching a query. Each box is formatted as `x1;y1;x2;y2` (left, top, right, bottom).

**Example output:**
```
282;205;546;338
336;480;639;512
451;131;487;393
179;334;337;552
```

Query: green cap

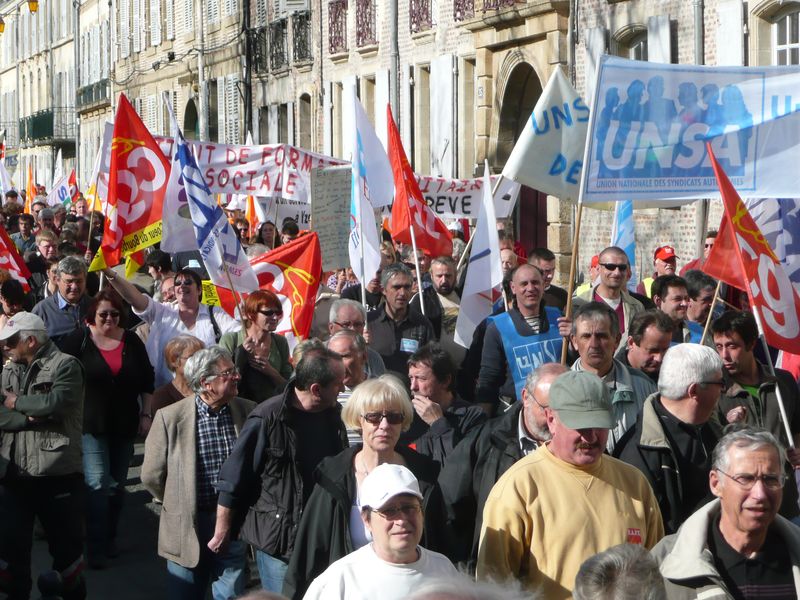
548;371;613;430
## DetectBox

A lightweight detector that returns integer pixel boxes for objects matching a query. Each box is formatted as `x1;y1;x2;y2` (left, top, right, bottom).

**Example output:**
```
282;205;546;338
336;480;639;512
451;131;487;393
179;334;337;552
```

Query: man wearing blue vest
652;274;705;345
475;264;566;416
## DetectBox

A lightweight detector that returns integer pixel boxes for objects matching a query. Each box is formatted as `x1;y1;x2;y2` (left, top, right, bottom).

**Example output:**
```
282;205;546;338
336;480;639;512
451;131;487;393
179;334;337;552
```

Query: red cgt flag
92;94;169;270
387;105;452;258
217;232;322;346
705;144;800;354
0;225;32;291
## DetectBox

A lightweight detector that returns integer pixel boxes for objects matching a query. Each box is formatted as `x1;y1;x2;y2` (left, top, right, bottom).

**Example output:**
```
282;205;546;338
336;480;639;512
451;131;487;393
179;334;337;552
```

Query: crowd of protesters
0;189;799;600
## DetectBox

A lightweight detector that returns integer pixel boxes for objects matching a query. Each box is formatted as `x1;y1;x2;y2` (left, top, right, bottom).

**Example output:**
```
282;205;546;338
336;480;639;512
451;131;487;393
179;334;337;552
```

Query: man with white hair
303;464;457;599
328;298;385;377
614;344;725;533
653;428;800;598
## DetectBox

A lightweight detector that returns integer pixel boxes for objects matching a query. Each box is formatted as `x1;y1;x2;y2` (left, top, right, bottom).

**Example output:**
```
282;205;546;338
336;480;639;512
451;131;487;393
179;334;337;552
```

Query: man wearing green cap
476;370;664;599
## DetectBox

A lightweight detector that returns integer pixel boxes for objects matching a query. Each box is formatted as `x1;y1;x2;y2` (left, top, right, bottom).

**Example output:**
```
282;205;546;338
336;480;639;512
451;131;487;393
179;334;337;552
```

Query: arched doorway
496;62;547;254
184;99;199;140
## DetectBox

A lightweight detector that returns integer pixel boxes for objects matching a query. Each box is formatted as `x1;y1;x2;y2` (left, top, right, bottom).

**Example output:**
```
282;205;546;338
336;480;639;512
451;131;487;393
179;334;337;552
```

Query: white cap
0;312;46;341
359;464;423;510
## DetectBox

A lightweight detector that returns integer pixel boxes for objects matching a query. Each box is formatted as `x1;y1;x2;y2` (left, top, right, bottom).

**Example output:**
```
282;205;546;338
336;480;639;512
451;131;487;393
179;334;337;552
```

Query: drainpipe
693;0;708;258
242;0;252;141
198;0;208;141
389;0;399;119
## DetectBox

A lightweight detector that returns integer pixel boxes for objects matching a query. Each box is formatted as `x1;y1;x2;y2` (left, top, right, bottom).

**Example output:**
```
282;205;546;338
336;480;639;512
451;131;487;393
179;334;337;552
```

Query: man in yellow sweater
476;370;665;599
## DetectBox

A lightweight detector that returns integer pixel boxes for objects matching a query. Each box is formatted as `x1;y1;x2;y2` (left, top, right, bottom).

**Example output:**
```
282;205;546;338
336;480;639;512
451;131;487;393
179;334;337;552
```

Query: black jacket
216;383;348;560
282;444;448;599
410;286;448;339
614;394;721;534
437;403;524;569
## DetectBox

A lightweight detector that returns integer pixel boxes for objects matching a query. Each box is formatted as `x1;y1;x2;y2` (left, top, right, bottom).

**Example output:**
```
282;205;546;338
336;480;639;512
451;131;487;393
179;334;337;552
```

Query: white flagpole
408;223;426;317
455;175;504;274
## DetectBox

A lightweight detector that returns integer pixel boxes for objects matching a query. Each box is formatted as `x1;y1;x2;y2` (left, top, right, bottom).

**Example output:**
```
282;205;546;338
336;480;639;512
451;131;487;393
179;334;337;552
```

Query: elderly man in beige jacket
142;346;255;600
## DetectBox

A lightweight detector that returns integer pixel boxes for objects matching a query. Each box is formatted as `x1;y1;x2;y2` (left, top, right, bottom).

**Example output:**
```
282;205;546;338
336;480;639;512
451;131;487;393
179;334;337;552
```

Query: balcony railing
1;122;19;149
329;0;348;54
253;26;269;73
19;108;76;144
482;0;520;10
269;18;289;71
410;0;432;33
77;79;111;110
292;10;313;62
454;0;474;21
356;0;376;47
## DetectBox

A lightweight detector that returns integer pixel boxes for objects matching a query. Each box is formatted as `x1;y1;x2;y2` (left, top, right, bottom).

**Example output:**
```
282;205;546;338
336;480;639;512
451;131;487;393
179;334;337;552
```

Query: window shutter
284;0;307;13
646;15;671;64
256;0;267;26
584;26;607;104
716;0;743;66
151;0;162;46
165;0;174;40
226;76;240;143
217;79;226;143
102;21;109;77
182;0;194;34
120;0;130;57
93;27;101;82
208;0;220;24
225;0;237;18
155;92;164;134
132;0;141;52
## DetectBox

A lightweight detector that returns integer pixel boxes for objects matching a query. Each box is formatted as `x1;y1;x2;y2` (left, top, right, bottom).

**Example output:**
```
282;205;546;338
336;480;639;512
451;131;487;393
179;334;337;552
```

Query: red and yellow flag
24;162;35;214
0;224;32;291
91;94;170;271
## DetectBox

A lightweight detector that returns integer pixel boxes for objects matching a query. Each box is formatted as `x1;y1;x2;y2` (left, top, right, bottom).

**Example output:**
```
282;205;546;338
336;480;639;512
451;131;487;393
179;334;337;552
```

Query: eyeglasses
97;311;120;319
213;368;239;379
717;469;786;490
334;320;365;330
257;309;283;318
701;379;728;392
362;411;404;425
529;393;548;410
174;279;195;287
600;263;628;272
373;504;422;520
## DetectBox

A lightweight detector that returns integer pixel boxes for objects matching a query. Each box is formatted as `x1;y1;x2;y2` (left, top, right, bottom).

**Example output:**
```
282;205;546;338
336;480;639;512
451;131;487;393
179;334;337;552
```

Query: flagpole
561;199;581;364
408;224;426;317
699;279;722;345
456;175;504;274
214;240;246;322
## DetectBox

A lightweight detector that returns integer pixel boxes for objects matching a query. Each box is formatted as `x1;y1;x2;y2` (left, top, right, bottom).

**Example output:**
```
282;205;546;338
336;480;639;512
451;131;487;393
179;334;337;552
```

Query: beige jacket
141;395;255;568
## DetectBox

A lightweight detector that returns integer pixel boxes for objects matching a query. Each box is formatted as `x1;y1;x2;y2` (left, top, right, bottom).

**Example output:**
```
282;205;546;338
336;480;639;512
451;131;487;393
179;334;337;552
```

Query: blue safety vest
489;307;563;401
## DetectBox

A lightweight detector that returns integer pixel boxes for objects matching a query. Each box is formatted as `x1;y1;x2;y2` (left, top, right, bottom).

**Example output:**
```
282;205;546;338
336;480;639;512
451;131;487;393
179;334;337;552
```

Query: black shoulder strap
207;305;222;342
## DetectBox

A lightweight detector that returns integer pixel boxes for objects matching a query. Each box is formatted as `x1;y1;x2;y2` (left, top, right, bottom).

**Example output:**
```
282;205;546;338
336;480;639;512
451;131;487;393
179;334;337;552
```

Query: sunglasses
257;309;283;318
97;311;120;319
373;504;422;520
174;279;196;287
600;263;628;271
705;243;714;248
362;411;404;425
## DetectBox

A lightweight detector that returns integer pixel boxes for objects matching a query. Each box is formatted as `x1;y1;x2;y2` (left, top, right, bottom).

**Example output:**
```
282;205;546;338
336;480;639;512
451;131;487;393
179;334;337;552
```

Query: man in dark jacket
614;343;724;534
438;363;567;570
403;343;486;466
210;348;347;593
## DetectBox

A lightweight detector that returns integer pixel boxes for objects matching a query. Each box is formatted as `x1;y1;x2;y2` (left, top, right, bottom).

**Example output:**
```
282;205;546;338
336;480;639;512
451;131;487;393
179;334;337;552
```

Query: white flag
53;148;64;188
353;98;393;208
455;161;504;348
502;68;588;200
0;160;14;198
349;98;384;284
46;175;70;207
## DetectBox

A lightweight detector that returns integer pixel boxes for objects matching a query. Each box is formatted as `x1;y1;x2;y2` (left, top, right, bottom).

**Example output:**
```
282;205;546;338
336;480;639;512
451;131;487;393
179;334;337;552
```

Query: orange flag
216;232;322;346
387;105;452;258
91;94;170;270
24;163;35;214
705;143;800;354
245;195;259;239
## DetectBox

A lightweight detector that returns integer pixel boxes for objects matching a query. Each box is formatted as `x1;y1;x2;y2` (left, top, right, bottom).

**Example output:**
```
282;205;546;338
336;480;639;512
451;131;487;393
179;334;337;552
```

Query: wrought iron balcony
19;108;76;144
356;0;376;47
253;27;268;73
292;10;313;62
269;18;288;71
77;79;111;111
0;122;19;149
482;0;520;10
453;0;474;21
410;0;431;33
329;0;347;54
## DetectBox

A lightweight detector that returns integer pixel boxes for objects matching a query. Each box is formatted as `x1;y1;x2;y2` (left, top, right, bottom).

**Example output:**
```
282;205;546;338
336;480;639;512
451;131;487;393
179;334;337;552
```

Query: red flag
217;232;322;345
387;105;452;258
68;169;80;204
0;225;32;291
706;144;800;354
93;94;170;270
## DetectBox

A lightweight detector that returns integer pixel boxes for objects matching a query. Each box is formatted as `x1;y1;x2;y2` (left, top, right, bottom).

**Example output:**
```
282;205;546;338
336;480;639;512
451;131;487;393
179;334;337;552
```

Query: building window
774;8;800;64
613;27;648;61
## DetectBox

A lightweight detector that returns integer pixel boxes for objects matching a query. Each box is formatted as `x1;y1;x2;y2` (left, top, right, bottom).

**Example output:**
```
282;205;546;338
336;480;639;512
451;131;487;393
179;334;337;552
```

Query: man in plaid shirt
142;347;256;600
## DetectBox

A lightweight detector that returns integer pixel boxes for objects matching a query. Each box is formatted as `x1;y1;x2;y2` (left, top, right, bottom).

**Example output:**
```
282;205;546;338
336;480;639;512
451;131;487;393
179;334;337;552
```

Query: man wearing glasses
614;344;724;534
711;310;800;520
574;245;645;353
304;464;457;599
211;348;347;593
653;428;800;598
328;298;385;377
31;256;91;349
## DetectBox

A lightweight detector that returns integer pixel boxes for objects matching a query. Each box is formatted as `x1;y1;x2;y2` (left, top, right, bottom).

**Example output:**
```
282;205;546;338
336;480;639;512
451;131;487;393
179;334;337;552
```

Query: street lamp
27;0;38;13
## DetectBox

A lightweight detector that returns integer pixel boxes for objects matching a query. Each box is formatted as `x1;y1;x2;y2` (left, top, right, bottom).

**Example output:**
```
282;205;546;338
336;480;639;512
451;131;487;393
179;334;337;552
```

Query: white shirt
303;544;457;600
135;295;241;386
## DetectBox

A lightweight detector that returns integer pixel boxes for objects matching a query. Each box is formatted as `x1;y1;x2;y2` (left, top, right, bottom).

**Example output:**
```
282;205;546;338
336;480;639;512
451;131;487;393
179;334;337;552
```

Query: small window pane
778;18;787;45
792;48;799;64
792;12;799;44
778;49;787;65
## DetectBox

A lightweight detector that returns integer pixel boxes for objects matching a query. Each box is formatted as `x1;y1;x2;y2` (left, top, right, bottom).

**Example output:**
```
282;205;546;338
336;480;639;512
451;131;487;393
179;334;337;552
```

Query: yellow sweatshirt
477;443;664;599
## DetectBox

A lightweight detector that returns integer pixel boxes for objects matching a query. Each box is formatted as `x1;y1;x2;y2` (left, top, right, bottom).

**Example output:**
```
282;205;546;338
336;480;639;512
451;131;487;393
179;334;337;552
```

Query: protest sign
583;56;800;202
311;165;351;272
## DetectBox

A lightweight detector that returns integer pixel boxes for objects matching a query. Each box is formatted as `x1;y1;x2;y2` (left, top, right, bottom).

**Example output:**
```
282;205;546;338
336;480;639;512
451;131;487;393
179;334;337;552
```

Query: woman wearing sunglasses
283;375;448;599
218;289;292;403
60;289;155;569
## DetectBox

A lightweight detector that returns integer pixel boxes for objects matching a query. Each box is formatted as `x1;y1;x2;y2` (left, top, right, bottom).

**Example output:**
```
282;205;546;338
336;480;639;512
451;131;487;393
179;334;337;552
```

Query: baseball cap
0;312;46;341
359;464;423;510
654;246;678;261
548;371;613;430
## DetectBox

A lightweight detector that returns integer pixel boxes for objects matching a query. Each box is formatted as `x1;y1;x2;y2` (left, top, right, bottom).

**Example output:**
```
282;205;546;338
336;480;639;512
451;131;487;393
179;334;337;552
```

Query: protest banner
311;165;351;272
582;56;800;202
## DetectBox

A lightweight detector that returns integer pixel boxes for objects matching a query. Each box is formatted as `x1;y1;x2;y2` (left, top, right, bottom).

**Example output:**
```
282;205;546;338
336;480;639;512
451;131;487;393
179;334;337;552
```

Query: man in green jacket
0;312;86;600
